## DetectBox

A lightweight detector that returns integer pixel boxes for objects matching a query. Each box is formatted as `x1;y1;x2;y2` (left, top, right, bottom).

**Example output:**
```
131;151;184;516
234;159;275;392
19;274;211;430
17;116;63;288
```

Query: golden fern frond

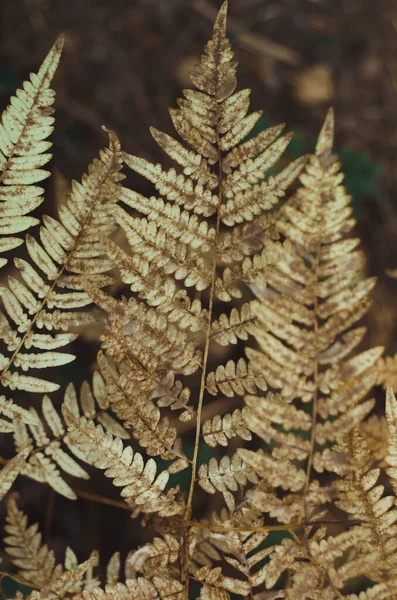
12;408;78;499
195;565;250;599
103;0;305;314
9;559;95;600
334;426;397;584
0;394;38;432
93;352;188;469
206;358;267;399
70;575;184;600
11;373;129;499
0;37;63;268
202;407;251;448
129;534;180;577
84;288;197;463
4;504;96;600
201;514;271;598
98;233;207;333
345;581;397;600
5;496;66;588
62;547;140;595
262;527;387;597
198;453;259;511
62;407;184;517
91;4;305;539
0;130;123;394
218;213;279;265
360;413;389;461
210;302;255;346
240;107;382;521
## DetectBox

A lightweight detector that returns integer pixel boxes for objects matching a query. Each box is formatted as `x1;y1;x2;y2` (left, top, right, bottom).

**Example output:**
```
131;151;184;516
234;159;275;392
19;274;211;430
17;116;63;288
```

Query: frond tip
0;36;64;266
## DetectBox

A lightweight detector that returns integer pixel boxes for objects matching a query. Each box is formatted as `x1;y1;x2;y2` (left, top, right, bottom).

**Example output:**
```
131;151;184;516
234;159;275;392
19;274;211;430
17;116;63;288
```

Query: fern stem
184;143;223;521
299;239;320;524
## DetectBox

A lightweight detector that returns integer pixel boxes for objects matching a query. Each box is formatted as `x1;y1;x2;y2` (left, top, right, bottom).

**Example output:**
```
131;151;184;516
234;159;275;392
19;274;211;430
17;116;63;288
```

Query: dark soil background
1;0;397;595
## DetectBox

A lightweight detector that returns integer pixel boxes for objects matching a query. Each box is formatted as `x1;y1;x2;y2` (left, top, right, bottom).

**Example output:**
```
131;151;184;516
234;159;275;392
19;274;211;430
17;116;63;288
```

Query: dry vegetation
0;2;397;599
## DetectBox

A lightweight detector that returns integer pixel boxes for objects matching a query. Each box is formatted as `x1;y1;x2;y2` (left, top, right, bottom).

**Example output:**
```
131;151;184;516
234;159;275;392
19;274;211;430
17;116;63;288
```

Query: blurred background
1;0;397;594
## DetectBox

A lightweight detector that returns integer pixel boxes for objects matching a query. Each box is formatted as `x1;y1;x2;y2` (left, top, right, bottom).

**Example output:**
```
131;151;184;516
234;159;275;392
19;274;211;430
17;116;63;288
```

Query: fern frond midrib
300;237;320;524
0;158;115;387
184;110;223;521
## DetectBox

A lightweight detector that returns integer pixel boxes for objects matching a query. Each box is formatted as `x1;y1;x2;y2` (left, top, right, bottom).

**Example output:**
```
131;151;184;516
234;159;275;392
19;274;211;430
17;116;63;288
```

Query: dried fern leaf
202;408;251;448
5;496;65;587
129;534;180;577
63;407;184;517
93;353;188;467
206;358;267;398
0;36;64;267
70;575;184;600
196;565;250;599
0;130;123;394
0;394;38;432
10;372;130;498
210;302;255;346
98;235;207;333
198;453;258;511
243;108;383;523
335;427;397;583
203;514;273;596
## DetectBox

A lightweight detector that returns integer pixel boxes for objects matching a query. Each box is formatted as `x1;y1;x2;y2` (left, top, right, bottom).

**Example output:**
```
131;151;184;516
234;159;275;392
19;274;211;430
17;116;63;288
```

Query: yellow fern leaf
0;37;64;266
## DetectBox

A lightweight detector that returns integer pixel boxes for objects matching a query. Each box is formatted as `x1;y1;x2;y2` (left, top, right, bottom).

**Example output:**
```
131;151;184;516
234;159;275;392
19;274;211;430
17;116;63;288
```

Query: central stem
184;127;223;520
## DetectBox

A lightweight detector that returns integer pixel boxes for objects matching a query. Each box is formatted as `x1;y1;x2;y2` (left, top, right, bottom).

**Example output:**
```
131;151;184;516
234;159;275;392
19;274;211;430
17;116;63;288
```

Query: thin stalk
184;124;223;520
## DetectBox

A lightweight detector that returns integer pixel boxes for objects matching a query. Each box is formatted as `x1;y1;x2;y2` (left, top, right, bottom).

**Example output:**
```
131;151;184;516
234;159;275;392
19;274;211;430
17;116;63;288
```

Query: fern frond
0;37;64;267
218;214;278;264
11;372;130;498
120;188;216;251
0;394;38;432
360;414;389;461
202;408;251;448
123;153;218;218
198;453;258;511
196;565;250;598
93;288;201;377
94;353;188;469
203;514;272;597
210;302;255;346
70;575;184;600
243;108;382;524
98;234;207;333
220;154;307;227
0;130;123;393
264;528;381;597
334;426;397;583
206;358;267;398
4;502;96;600
63;407;184;517
5;496;65;588
129;534;180;577
112;207;211;291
